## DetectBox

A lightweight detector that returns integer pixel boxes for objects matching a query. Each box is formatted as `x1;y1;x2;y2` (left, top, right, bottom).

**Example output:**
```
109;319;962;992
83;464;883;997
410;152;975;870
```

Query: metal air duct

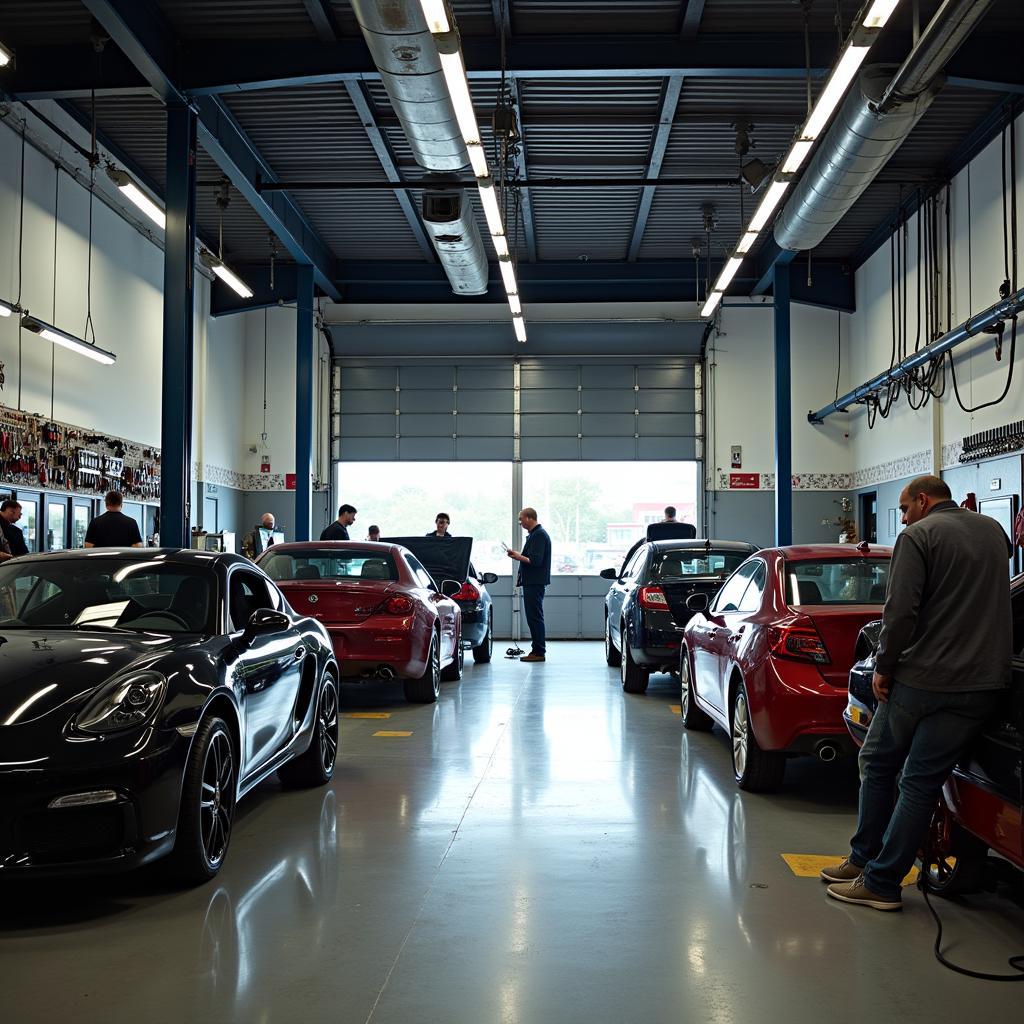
422;189;489;295
774;0;994;254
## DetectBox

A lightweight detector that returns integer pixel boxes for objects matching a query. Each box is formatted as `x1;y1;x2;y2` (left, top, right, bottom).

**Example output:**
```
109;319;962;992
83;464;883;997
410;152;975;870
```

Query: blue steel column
294;264;315;542
160;102;197;549
773;262;792;547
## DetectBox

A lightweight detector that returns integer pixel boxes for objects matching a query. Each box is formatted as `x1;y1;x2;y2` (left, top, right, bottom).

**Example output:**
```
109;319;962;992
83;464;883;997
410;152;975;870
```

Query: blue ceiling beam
300;0;342;44
627;75;684;262
680;0;707;39
79;0;341;301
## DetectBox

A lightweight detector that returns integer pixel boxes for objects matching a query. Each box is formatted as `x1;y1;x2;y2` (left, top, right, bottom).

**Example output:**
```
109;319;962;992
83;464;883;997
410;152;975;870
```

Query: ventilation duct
774;0;994;254
422;189;489;295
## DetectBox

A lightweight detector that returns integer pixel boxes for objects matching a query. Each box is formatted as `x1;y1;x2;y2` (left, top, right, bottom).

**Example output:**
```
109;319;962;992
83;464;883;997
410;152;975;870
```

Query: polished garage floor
2;643;1023;1023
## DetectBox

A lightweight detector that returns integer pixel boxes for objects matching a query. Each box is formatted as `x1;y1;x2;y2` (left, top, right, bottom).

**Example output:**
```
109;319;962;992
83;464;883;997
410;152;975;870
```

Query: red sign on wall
729;473;760;489
260;457;271;474
285;473;296;490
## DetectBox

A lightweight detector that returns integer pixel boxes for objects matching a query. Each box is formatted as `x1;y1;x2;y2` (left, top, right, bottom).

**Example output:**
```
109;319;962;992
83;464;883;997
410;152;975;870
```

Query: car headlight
75;671;168;734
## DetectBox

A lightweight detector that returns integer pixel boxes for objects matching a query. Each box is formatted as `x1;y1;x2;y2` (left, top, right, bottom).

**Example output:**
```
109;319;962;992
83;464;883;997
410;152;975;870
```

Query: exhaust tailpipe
378;665;396;680
815;741;839;763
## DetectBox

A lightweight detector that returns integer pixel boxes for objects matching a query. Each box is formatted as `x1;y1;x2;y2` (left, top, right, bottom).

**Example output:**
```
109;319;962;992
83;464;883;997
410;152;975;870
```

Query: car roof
772;544;894;559
645;539;758;552
265;541;399;553
6;547;247;569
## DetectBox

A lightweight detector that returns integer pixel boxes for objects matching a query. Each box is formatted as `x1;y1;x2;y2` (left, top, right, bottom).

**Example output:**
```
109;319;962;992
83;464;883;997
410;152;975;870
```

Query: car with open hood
0;549;339;881
258;541;463;703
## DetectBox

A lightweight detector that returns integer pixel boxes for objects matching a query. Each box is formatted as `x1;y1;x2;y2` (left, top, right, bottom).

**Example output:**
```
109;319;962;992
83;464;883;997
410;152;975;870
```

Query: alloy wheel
732;692;749;778
318;680;339;776
680;658;691;718
430;639;441;697
200;731;235;869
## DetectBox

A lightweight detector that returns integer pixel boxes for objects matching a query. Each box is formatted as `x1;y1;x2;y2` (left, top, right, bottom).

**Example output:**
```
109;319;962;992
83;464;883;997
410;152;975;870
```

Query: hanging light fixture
0;41;15;69
21;315;116;365
203;179;254;299
105;165;165;228
0;299;16;318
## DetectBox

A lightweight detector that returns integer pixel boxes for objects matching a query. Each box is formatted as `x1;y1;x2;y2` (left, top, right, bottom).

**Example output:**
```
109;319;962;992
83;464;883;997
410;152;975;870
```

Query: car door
693;562;759;713
721;560;767;684
229;568;304;776
610;547;647;648
408;553;458;660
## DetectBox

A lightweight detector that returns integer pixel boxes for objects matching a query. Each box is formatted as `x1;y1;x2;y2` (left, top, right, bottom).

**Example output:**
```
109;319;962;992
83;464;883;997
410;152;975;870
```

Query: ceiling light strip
21;315;116;365
701;4;900;318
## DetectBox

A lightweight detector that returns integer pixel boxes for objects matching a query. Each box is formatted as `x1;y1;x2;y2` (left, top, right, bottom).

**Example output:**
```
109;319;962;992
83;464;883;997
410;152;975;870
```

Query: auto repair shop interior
1;1;1023;1021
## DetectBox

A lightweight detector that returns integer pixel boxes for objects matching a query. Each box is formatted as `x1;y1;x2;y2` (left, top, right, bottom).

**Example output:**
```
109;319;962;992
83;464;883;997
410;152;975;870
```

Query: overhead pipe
808;286;1024;424
774;0;993;254
349;0;487;295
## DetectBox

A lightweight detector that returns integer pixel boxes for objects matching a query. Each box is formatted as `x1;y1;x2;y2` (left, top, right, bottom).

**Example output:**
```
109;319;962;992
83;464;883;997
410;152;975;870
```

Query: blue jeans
521;585;546;655
849;682;1000;898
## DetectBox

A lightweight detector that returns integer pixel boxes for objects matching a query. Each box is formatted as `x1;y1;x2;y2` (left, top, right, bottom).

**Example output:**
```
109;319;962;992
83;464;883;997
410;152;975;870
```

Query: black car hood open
384;536;473;586
0;630;184;727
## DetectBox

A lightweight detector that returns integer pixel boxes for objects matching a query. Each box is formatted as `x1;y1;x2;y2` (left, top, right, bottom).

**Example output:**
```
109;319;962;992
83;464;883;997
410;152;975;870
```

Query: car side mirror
244;608;290;639
481;572;498;585
441;579;462;598
685;593;709;613
599;568;618;580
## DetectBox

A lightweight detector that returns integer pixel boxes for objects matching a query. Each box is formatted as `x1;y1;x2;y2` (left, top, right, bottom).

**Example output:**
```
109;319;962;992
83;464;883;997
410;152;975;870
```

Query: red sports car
258;542;463;703
680;543;893;791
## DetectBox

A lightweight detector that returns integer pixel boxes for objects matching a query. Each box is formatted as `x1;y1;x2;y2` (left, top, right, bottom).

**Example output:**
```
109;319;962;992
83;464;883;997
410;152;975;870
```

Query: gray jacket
876;501;1012;691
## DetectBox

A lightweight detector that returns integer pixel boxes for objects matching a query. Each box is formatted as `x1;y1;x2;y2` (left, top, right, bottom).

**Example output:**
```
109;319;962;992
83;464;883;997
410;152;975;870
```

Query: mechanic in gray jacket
822;474;1012;911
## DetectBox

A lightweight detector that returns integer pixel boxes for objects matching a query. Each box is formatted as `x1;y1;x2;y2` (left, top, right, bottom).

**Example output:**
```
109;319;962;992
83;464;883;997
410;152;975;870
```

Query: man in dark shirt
1;500;29;556
822;475;1011;911
321;503;357;541
426;513;453;538
84;491;143;548
507;507;552;663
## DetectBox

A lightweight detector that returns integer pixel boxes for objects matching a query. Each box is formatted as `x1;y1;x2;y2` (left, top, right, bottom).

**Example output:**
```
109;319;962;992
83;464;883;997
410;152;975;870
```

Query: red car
258;542;463;703
680;543;893;791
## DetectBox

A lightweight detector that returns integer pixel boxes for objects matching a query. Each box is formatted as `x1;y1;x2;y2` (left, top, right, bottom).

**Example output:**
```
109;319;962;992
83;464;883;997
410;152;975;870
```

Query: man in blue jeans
821;475;1011;910
507;507;552;663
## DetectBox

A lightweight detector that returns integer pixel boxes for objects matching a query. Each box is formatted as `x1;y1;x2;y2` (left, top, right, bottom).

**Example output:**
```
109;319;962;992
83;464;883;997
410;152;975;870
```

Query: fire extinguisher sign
260;457;271;474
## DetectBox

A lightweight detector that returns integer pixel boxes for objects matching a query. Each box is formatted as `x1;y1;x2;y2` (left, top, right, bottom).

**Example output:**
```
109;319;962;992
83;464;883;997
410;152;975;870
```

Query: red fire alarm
260;457;271;474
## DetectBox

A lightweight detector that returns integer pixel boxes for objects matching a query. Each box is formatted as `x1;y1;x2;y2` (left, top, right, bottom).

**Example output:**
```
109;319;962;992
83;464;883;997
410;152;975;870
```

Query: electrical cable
834;310;841;402
51;164;60;422
16;123;26;410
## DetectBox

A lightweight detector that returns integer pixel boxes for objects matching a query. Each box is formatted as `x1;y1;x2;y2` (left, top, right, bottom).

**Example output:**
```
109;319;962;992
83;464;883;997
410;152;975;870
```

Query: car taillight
638;586;670;611
382;596;414;615
767;620;830;664
453;582;480;601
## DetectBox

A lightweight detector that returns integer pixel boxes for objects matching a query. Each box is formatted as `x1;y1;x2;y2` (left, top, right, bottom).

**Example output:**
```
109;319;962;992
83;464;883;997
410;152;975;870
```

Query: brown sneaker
819;857;863;883
520;653;546;662
826;877;902;911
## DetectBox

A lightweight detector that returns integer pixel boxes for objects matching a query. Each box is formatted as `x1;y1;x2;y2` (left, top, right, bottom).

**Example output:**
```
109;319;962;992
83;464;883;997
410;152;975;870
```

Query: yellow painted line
782;854;919;886
373;730;413;738
342;712;392;720
669;704;682;714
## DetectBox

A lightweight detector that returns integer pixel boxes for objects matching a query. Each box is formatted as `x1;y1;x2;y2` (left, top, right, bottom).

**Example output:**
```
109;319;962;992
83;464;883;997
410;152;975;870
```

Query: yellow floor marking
373;730;413;737
669;704;682;714
781;854;919;886
342;712;392;720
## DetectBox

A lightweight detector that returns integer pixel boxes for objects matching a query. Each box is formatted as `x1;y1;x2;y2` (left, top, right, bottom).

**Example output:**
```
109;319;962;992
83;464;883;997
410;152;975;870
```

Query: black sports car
0;549;339;883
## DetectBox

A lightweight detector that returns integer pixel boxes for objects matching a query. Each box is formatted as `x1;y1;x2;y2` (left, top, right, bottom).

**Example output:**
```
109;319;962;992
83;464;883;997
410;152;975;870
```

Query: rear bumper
456;601;489;647
327;619;428;679
629;611;682;669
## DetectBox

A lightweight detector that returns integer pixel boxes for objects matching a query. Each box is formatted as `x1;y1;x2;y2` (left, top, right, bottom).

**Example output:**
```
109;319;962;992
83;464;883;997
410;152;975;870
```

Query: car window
405;554;436;590
622;548;647;580
229;570;276;631
736;562;767;613
260;548;398;582
785;558;891;605
711;562;758;613
652;549;750;580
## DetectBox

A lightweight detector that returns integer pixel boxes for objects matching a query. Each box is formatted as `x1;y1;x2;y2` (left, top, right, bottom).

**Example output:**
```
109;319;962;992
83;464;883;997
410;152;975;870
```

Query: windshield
260;548;399;583
652;549;750;580
0;558;217;633
785;558;891;606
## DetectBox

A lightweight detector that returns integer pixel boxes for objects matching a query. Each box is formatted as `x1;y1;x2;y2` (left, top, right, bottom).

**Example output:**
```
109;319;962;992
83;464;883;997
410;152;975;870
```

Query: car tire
170;715;237;885
473;612;493;663
620;622;649;694
924;815;990;897
679;647;713;731
441;630;464;681
731;685;785;792
278;674;339;788
605;613;621;667
404;634;441;703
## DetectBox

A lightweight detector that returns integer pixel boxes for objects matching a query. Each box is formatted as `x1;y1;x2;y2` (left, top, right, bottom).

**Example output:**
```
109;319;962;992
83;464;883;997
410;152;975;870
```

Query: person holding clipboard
506;507;552;662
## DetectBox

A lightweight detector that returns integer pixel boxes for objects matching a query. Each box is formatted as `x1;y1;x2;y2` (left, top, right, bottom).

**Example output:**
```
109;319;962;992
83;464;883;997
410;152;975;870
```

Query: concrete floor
2;642;1023;1023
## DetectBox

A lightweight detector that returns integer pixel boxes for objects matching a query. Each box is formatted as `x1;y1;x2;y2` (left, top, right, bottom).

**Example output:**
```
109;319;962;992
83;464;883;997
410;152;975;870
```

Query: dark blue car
601;538;757;693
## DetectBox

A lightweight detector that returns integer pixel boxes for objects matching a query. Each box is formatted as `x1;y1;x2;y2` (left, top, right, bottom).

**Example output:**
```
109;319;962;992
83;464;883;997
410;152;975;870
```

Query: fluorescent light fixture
748;179;790;232
701;292;724;318
477;179;506;237
21;315;117;365
802;44;870;140
0;299;15;317
508;293;522;316
781;138;816;175
736;231;760;255
717;256;744;291
106;166;165;229
862;0;901;29
200;250;254;299
498;257;518;295
437;46;482;146
492;234;510;258
418;0;451;33
466;142;489;178
0;41;13;68
513;316;527;343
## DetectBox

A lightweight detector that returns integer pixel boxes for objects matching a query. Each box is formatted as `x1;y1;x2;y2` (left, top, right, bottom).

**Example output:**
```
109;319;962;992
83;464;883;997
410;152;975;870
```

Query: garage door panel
639;413;693;435
341;366;395;389
581;413;636;436
399;390;455;414
341;390;396;415
521;389;579;414
399;366;455;389
581;596;606;638
458;367;514;389
638;390;696;414
338;437;396;460
637;366;694;389
456;414;514;437
521;413;581;437
399;437;455;459
399;414;454;435
521;366;577;390
457;390;513;413
582;365;631;387
456;438;514;460
581;391;635;413
581;437;636;460
520;437;579;459
340;414;396;437
639;437;696;459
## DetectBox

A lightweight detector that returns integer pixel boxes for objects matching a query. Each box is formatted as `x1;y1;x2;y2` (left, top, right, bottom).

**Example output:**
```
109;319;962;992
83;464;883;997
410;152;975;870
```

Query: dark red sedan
680;543;893;791
258;542;463;703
